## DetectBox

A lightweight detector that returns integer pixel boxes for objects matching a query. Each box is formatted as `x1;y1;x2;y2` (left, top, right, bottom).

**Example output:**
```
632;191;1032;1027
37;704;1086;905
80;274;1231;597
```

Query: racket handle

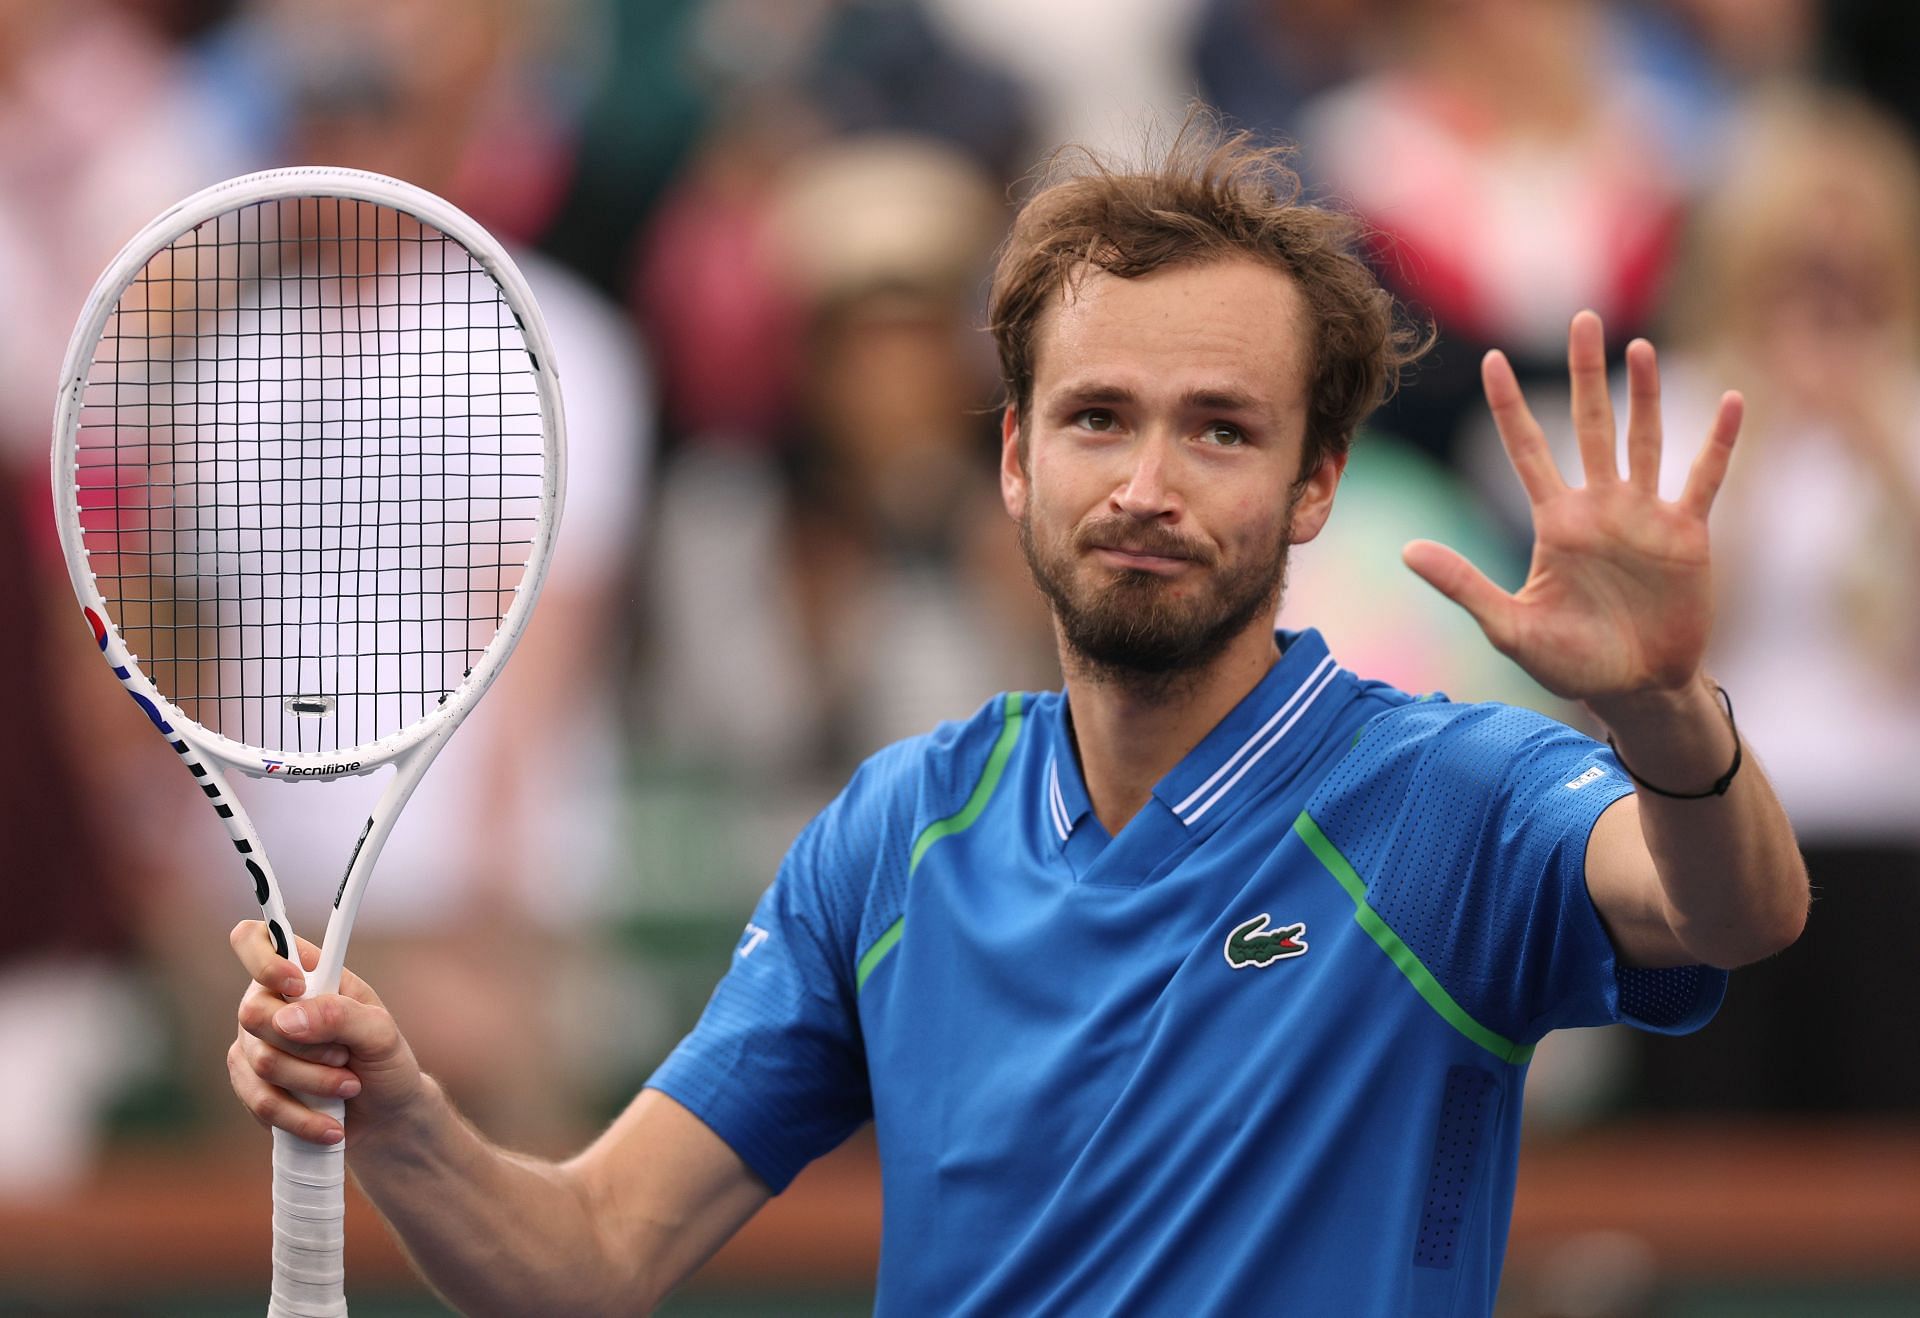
268;1100;348;1318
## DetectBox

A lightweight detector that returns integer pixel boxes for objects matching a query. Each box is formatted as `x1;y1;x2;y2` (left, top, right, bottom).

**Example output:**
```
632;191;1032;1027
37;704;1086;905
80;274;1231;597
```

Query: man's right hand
227;920;424;1147
227;922;771;1314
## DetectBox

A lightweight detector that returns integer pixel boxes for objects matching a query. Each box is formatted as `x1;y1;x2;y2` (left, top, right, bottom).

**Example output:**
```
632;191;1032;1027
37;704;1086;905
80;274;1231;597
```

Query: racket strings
73;196;545;755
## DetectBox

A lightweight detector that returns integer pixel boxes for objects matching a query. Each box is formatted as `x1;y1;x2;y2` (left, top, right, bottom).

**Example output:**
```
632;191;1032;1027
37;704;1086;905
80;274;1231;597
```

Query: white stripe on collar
1047;754;1071;841
1175;655;1343;825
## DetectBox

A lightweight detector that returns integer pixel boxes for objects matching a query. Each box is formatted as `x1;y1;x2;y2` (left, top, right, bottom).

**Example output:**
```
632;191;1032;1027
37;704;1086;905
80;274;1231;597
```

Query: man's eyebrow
1047;382;1136;406
1180;387;1266;414
1044;383;1270;413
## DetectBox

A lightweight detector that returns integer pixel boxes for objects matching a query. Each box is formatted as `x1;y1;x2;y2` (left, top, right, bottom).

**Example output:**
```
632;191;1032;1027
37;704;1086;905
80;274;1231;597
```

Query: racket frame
49;166;566;1318
52;165;566;780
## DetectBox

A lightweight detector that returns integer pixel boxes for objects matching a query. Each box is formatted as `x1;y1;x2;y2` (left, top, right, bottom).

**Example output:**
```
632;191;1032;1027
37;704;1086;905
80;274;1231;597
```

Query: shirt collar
1041;629;1347;845
1045;721;1093;845
1156;629;1343;826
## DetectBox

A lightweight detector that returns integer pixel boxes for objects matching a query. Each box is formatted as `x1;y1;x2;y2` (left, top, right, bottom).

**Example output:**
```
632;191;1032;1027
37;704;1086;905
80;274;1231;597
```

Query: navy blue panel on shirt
646;630;1727;1316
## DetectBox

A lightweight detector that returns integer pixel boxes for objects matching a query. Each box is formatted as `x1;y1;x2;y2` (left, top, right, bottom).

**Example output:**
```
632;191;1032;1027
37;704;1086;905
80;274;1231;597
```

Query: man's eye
1202;422;1246;446
1076;409;1117;432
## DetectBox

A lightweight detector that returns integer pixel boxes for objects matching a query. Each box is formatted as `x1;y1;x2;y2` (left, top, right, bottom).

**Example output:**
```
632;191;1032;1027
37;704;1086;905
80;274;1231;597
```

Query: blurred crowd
4;0;1917;1245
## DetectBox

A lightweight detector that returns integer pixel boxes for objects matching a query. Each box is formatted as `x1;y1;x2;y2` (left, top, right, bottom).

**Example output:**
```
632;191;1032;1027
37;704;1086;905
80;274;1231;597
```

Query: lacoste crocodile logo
1224;914;1308;969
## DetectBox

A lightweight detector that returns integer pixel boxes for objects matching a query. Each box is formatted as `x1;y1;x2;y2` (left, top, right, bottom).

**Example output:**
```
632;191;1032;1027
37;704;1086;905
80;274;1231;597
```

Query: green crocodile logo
1224;914;1308;969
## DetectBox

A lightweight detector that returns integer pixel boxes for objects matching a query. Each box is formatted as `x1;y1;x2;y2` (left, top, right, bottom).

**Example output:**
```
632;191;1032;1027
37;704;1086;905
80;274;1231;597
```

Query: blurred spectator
777;284;1051;769
1603;87;1920;1112
643;135;1053;793
1297;0;1697;464
1192;0;1386;143
796;0;1030;177
636;113;813;445
1662;0;1820;85
0;489;161;1197
157;0;654;1148
0;0;246;457
922;0;1206;161
630;0;1030;447
1644;87;1920;847
0;0;244;1195
199;0;585;244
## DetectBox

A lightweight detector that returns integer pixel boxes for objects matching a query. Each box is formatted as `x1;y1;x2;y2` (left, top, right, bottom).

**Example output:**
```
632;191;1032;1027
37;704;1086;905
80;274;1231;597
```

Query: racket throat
335;817;375;909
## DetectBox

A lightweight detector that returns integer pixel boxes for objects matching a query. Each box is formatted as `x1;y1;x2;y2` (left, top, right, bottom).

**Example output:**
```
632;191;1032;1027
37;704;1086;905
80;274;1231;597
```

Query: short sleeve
1305;701;1725;1047
645;800;874;1193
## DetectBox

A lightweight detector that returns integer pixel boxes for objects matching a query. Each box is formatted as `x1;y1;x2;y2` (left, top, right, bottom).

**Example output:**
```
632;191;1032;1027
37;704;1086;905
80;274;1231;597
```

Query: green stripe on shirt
857;691;1027;992
1293;810;1534;1065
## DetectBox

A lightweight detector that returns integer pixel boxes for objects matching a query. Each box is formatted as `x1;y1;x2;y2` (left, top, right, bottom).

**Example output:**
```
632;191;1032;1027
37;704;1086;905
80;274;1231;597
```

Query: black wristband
1606;684;1741;799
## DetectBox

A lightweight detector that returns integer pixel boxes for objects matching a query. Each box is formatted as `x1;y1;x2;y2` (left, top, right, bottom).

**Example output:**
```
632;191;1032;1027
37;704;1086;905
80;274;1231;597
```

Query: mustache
1073;517;1216;566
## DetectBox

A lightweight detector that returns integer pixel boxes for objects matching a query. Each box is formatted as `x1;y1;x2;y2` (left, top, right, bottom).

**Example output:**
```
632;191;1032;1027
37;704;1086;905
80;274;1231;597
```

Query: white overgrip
269;1097;348;1318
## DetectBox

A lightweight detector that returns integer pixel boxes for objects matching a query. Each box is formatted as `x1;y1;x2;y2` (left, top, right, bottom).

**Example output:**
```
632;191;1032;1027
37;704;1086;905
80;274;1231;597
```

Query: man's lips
1089;544;1198;575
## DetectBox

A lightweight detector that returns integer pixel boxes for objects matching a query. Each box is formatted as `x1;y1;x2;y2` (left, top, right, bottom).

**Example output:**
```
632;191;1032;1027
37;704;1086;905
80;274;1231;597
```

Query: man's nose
1111;434;1181;521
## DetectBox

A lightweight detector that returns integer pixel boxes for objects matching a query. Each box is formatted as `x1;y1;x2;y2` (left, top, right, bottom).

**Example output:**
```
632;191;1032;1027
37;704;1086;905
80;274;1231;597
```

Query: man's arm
229;924;769;1316
1584;678;1807;968
354;1083;768;1316
1402;311;1809;971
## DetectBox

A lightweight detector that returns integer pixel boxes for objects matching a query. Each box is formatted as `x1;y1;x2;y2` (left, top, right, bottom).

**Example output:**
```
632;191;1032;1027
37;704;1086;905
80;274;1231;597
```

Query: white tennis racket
49;167;565;1317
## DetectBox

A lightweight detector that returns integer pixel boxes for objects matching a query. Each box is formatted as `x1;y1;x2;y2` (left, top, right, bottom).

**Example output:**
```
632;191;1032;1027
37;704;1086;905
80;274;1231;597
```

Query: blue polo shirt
647;630;1725;1315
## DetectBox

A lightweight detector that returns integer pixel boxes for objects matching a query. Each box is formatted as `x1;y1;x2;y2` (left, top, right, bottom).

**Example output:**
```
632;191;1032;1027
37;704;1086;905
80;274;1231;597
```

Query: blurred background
3;0;1917;1314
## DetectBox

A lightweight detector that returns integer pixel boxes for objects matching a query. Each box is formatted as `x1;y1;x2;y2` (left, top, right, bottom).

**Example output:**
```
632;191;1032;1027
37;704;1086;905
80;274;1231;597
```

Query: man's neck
1063;624;1282;835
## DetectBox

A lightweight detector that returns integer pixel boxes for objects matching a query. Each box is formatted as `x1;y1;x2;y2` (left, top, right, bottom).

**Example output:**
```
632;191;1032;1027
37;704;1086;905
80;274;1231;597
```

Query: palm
1405;312;1741;702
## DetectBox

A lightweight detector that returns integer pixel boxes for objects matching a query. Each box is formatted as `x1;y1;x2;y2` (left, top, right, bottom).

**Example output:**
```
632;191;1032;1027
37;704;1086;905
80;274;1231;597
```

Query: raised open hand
1402;311;1743;702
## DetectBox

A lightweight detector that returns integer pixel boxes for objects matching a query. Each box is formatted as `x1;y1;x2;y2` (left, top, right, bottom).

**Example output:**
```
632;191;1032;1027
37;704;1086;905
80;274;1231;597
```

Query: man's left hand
1402;310;1742;702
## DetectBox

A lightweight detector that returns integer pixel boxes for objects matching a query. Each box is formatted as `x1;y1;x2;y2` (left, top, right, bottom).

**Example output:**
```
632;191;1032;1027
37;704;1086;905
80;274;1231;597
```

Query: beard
1018;503;1293;684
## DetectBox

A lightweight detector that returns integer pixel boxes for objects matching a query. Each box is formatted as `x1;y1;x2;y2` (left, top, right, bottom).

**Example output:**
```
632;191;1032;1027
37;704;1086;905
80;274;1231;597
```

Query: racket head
50;167;566;777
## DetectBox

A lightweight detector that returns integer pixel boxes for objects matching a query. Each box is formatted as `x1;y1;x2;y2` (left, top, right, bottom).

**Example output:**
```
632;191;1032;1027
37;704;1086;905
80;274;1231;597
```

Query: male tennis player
229;128;1808;1315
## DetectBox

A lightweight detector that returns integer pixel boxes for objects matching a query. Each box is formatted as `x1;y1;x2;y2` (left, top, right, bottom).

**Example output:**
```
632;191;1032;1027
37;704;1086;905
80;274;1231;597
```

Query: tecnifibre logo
262;761;361;776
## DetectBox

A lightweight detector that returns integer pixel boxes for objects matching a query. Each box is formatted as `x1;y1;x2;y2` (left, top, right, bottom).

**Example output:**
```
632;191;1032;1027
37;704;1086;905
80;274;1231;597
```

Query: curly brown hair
987;116;1430;482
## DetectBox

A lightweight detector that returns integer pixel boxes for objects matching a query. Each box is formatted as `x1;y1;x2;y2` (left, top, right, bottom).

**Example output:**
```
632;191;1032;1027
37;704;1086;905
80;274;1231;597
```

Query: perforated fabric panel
846;741;916;965
1308;700;1723;1045
647;695;1019;1192
1415;1065;1499;1269
855;697;1018;955
1618;964;1720;1033
646;799;875;1192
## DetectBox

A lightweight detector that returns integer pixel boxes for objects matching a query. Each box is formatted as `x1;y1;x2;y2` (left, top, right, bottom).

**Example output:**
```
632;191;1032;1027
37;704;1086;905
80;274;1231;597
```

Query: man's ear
1000;406;1028;521
1287;450;1348;546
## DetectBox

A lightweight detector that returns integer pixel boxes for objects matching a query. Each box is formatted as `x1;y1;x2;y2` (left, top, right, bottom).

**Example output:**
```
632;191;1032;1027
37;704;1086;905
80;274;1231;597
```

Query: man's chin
1023;512;1290;685
1059;607;1248;678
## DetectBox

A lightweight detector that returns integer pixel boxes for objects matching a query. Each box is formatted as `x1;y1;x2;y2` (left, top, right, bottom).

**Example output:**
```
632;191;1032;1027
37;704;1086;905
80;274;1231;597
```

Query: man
228;129;1807;1315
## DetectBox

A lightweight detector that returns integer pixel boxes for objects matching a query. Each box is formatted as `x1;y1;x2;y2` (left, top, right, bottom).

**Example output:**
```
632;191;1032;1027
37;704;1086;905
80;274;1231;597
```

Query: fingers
1568;310;1620;483
237;983;354;1065
231;921;381;1006
1402;540;1516;652
232;919;306;999
1480;349;1564;506
232;1029;362;1102
228;1035;347;1144
1624;338;1662;492
1680;390;1745;517
267;990;407;1065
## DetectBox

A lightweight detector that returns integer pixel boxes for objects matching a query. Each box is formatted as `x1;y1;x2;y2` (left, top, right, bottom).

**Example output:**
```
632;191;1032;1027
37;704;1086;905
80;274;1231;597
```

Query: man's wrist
1586;671;1720;740
346;1075;445;1171
1589;674;1740;798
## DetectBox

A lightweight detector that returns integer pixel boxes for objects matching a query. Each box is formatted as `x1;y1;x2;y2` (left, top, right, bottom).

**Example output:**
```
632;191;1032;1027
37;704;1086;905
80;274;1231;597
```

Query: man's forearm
347;1076;638;1316
1590;673;1808;968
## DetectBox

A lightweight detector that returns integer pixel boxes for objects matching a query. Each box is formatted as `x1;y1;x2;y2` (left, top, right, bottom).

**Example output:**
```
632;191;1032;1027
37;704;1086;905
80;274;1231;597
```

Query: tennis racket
49;167;565;1317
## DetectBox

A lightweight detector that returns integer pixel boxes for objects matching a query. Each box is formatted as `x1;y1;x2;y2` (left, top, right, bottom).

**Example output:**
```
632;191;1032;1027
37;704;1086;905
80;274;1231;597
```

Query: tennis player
229;128;1808;1315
